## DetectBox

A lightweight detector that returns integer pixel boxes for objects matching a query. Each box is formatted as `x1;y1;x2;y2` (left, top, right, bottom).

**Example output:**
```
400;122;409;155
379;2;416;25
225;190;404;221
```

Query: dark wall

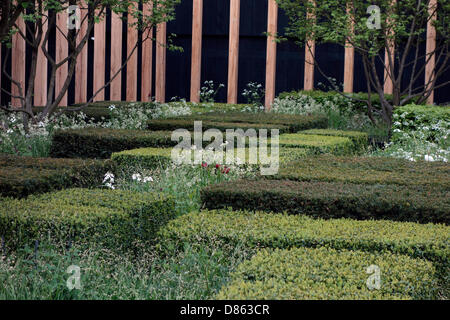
163;0;449;104
1;0;449;106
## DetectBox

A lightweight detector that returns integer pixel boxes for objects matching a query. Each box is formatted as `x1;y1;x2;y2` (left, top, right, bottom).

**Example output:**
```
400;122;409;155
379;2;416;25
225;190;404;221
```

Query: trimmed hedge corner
301;129;369;151
275;155;450;189
0;154;113;198
0;188;175;250
49;128;175;159
159;209;450;264
201;179;450;224
217;247;438;300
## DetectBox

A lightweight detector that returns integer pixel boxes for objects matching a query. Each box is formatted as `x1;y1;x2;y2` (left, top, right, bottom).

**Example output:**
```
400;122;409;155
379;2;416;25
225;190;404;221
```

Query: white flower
103;172;115;183
109;105;116;111
132;173;142;181
143;176;153;183
424;155;434;162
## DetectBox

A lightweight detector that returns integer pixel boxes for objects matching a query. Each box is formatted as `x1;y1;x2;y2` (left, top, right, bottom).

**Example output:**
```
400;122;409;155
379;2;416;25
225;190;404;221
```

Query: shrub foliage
217;247;438;300
0;189;175;250
202;179;450;224
275;155;450;189
0;154;113;198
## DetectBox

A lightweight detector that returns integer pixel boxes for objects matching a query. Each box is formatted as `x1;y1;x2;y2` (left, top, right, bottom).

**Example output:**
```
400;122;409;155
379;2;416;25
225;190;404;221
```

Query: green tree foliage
277;0;450;125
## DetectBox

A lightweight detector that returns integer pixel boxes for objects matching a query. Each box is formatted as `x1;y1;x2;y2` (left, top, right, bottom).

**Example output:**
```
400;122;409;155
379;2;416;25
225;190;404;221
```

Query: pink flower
215;164;221;169
202;162;208;168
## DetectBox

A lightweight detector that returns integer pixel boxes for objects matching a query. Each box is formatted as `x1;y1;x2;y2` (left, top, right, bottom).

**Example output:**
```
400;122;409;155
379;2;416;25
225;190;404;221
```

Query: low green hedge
159;209;450;264
275;155;450;189
0;155;113;198
278;134;355;155
0;189;175;250
301;129;369;151
147;119;291;134
149;112;328;133
111;147;311;170
112;148;173;169
393;104;450;129
49;128;175;159
202;180;450;224
217;247;438;300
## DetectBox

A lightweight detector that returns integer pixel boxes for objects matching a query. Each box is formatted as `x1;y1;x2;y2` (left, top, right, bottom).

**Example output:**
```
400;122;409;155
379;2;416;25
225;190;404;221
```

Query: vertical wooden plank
93;12;106;102
264;0;278;111
34;13;48;107
155;21;167;103
343;2;354;93
190;0;203;103
425;0;437;105
126;7;138;101
11;16;26;107
75;2;88;104
384;0;395;95
110;11;123;101
304;0;315;91
55;10;68;106
227;0;240;104
141;2;153;102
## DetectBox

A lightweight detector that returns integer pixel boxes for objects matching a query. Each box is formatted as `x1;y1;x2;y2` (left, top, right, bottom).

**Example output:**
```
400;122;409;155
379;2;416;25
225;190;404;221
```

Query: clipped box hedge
147;119;291;134
275;155;450;189
301;129;369;151
0;189;175;250
217;247;438;300
159;209;450;264
0;154;113;198
49;128;175;159
149;112;328;133
202;179;450;224
111;147;310;170
278;133;356;155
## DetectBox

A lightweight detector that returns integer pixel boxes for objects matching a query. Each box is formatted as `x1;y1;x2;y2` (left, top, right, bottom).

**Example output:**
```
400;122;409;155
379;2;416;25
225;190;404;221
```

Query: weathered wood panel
126;7;138;101
55;11;68;106
264;0;278;110
11;17;26;107
93;13;106;102
190;0;203;103
155;22;167;102
227;0;240;104
75;2;88;104
110;11;123;101
34;13;48;106
141;3;153;102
